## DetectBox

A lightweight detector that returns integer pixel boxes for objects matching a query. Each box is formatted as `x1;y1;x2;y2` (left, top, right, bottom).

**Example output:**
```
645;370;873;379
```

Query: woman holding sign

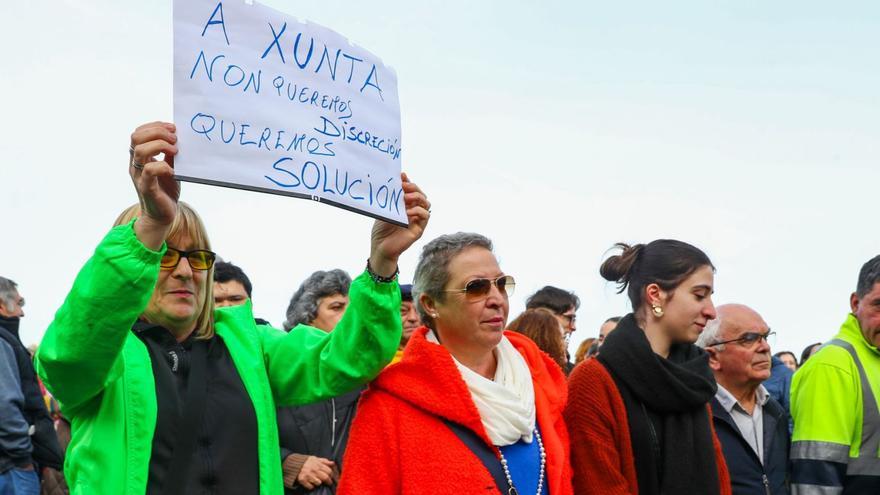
34;121;431;495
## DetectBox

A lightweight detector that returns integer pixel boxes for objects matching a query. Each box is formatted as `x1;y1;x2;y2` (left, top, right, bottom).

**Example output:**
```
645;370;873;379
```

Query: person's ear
645;283;665;307
706;347;722;371
850;292;860;314
646;284;670;319
420;293;439;319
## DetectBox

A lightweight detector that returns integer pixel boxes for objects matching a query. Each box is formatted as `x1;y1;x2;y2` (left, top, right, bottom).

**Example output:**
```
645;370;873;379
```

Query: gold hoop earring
652;304;664;317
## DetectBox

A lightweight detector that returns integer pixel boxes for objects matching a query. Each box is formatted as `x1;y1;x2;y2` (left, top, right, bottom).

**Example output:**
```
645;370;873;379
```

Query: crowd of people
1;120;878;495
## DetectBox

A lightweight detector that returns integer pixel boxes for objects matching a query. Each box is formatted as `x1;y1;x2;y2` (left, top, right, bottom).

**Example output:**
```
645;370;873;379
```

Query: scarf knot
427;331;535;446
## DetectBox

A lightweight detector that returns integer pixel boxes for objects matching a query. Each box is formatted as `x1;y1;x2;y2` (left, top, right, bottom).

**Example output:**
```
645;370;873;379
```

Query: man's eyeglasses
443;275;515;301
559;313;577;325
160;248;217;271
708;330;775;349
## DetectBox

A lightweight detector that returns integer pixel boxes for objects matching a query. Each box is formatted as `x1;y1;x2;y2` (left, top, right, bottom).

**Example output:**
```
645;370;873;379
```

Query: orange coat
565;359;732;495
339;328;573;494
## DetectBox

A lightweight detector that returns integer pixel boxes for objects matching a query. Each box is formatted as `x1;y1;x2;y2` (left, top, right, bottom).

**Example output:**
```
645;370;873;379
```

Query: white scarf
427;331;536;446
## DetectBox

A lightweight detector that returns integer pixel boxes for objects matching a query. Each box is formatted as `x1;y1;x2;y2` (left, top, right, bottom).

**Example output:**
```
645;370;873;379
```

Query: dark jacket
0;337;31;474
0;317;64;473
762;357;792;416
277;387;363;494
711;393;790;495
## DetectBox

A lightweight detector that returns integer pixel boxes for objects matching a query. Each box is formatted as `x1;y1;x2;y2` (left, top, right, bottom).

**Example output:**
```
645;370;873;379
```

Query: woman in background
508;308;569;371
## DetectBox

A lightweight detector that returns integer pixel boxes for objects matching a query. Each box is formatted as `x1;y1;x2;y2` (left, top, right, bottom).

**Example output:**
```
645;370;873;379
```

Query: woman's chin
479;328;505;347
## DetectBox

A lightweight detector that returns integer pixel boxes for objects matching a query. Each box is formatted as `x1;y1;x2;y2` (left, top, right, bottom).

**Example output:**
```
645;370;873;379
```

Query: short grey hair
857;255;880;298
412;233;494;329
0;277;19;311
283;269;351;331
696;314;726;351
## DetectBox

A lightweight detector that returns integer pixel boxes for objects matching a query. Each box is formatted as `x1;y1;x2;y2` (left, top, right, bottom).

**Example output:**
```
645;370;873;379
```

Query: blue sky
1;0;878;358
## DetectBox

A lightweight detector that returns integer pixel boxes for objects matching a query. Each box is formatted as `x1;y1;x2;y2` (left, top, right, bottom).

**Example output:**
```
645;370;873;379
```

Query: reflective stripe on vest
827;339;880;476
791;441;849;463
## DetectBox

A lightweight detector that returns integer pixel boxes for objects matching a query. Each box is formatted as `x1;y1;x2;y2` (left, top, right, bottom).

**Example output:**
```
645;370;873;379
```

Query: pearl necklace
497;428;546;495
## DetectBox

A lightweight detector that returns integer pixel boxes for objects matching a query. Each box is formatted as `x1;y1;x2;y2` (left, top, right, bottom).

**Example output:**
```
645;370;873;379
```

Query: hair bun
599;243;645;283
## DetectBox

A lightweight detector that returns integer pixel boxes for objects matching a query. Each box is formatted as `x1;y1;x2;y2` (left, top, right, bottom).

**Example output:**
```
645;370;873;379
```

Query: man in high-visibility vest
791;255;880;494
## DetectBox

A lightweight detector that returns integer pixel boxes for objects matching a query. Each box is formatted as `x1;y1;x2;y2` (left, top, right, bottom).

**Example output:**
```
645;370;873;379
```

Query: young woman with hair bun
564;240;732;495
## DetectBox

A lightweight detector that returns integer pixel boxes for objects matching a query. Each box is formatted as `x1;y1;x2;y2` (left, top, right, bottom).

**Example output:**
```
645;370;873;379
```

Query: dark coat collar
710;394;785;465
0;315;20;337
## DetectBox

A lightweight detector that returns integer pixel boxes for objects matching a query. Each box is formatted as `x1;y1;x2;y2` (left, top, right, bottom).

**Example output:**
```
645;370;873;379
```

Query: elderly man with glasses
696;304;790;495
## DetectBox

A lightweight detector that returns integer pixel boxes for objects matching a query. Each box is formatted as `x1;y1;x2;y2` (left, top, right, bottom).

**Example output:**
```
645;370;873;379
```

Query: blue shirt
498;428;548;495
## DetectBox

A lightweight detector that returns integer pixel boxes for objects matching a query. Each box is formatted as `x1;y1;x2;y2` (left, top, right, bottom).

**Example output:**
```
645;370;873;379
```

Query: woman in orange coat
339;233;572;495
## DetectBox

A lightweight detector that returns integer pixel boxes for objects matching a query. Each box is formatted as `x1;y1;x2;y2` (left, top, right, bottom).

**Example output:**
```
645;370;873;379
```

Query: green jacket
35;222;401;494
790;314;880;494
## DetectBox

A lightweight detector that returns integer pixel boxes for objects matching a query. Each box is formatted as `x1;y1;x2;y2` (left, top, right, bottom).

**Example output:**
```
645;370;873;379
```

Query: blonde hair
114;202;215;339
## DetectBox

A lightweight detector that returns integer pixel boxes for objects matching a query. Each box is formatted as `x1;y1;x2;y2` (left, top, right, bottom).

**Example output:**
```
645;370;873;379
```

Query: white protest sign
173;0;405;225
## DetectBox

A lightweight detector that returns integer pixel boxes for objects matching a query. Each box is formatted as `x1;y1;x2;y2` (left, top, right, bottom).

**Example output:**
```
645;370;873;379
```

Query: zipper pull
762;474;770;495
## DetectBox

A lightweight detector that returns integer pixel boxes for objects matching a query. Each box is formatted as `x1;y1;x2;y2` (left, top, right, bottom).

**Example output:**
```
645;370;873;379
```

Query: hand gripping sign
174;0;406;225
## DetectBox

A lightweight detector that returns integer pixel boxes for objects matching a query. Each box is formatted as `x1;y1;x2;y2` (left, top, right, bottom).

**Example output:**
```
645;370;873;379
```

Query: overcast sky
2;1;878;359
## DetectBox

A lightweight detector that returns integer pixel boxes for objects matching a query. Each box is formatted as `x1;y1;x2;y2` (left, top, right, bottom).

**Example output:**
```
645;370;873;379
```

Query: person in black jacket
279;270;359;494
697;304;790;495
0;277;64;494
276;387;362;494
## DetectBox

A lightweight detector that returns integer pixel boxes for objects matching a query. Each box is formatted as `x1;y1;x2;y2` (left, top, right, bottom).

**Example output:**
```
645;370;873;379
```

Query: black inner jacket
277;387;363;495
134;321;259;495
598;313;721;495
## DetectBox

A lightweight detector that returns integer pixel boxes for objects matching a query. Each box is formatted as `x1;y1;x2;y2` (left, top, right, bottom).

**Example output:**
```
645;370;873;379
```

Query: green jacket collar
840;314;880;356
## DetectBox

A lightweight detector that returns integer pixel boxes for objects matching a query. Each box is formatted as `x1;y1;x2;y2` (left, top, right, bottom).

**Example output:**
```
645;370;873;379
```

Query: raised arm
36;121;181;413
260;271;400;405
35;223;164;413
264;174;430;405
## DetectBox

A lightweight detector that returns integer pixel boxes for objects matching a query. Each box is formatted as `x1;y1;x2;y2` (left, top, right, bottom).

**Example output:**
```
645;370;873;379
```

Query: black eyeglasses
160;247;217;271
559;313;577;325
708;330;775;349
443;275;515;301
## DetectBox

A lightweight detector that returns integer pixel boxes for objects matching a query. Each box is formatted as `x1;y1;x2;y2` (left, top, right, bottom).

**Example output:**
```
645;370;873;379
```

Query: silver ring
129;146;144;170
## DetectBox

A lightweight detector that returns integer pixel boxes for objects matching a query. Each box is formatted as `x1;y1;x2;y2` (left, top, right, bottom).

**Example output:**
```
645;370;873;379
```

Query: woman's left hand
369;173;430;277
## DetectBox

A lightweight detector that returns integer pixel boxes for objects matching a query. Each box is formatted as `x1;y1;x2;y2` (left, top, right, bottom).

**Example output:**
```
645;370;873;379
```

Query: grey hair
412;232;494;329
857;255;880;298
0;277;18;311
696;314;725;351
283;269;351;331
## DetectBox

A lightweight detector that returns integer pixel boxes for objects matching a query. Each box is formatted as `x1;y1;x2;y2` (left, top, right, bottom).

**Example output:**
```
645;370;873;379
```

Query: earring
652;304;664;317
432;313;439;319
